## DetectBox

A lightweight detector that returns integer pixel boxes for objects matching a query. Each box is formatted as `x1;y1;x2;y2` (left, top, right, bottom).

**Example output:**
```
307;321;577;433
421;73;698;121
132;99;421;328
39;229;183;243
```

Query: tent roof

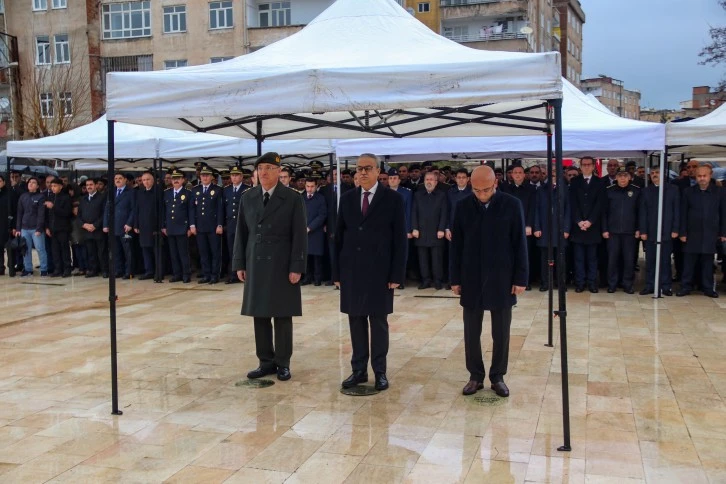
666;103;726;157
335;79;665;159
106;0;562;140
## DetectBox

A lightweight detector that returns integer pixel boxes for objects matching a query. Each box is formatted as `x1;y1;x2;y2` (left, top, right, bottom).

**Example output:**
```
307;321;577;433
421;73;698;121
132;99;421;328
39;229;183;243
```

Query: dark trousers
673;238;684;280
141;246;157;276
682;253;714;293
226;228;236;279
463;305;512;383
573;243;598;287
196;232;221;278
0;234;8;274
597;240;609;286
85;237;107;275
45;233;55;273
72;243;87;271
528;236;539;285
326;238;337;283
418;246;443;283
254;317;293;369
607;234;636;290
305;254;324;283
168;235;191;278
644;240;673;291
50;231;72;274
539;246;560;289
348;315;389;374
114;234;134;276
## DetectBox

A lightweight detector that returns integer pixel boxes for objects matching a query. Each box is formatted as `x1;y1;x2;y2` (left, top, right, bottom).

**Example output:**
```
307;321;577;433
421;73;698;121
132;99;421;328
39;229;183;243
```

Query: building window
59;92;72;116
54;34;70;64
163;5;187;33
33;0;47;11
36;36;51;65
164;59;187;69
0;0;4;13
40;93;53;118
52;0;67;8
209;1;233;29
210;56;233;63
258;2;291;28
418;2;430;13
102;2;152;40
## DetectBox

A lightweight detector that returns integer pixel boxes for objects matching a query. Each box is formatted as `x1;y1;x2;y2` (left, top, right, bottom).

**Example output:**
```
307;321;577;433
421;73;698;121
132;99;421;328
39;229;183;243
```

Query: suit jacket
303;191;327;256
446;186;471;231
135;186;162;247
78;192;106;240
232;183;308;317
104;187;136;235
639;183;680;240
163;188;194;236
321;182;353;243
450;191;528;310
680;184;726;254
334;185;407;316
46;192;73;233
569;175;606;244
392;186;413;233
191;183;224;233
602;184;640;235
412;188;447;247
533;183;571;248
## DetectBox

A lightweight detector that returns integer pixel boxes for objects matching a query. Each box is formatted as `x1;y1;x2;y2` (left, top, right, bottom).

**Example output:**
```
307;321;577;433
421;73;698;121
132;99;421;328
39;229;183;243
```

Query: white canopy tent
335;79;665;160
666;103;726;157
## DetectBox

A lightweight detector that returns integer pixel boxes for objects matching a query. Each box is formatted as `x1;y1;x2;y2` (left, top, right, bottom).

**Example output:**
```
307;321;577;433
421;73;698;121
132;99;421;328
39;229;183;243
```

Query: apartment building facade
581;76;641;120
554;0;583;85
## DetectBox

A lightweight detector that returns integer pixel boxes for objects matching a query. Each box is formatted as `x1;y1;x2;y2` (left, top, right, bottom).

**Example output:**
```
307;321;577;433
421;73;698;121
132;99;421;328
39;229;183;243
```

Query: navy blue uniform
602;184;641;291
163;187;194;281
303;191;327;284
191;183;224;282
222;183;248;281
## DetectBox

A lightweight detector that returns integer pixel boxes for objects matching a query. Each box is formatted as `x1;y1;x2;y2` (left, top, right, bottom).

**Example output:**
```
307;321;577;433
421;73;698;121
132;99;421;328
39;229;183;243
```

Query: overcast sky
581;0;726;109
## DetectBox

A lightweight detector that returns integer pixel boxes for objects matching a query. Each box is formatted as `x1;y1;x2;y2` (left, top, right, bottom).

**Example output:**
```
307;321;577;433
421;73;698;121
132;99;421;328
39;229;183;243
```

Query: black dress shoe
525;285;532;291
122;274;131;280
183;277;191;283
138;274;153;280
434;283;443;290
374;373;389;391
704;290;719;298
342;371;368;389
418;282;431;290
444;284;451;290
324;281;334;286
589;285;599;294
539;286;549;292
462;380;484;395
639;288;654;295
247;366;277;379
198;277;210;284
209;277;219;285
277;367;291;381
62;271;72;278
607;287;616;293
225;278;239;284
676;290;690;297
300;279;311;286
169;276;182;283
85;272;98;278
314;281;322;287
50;272;62;278
575;286;584;293
491;381;510;398
661;289;673;296
624;287;634;294
102;273;109;278
399;284;405;290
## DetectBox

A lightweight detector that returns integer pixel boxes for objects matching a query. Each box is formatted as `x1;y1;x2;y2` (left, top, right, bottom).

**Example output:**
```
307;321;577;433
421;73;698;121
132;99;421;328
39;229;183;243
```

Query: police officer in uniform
190;166;224;284
163;171;194;283
223;165;249;284
602;167;641;294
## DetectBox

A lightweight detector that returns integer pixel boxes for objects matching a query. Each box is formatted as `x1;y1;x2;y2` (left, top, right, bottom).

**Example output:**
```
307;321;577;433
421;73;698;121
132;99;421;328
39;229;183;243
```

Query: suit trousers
644;240;673;291
140;246;159;276
305;255;324;283
196;231;221;278
114;235;134;276
348;315;389;374
573;243;598;287
539;246;560;289
167;235;191;278
226;228;236;279
254;317;293;369
84;236;107;275
527;236;539;285
50;231;72;274
463;306;512;383
418;246;443;284
45;233;55;274
682;253;714;293
673;238;684;280
607;234;636;290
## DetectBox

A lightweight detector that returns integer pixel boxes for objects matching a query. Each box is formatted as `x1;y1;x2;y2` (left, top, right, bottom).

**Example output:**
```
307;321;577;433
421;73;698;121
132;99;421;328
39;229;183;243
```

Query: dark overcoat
450;191;528;310
679;184;726;254
0;187;18;237
412;188;447;247
569;175;605;245
533;183;571;248
232;183;308;318
303;191;327;256
78;193;106;240
135;186;162;247
639;183;680;239
47;192;73;233
602;184;641;235
446;186;471;231
501;183;535;229
333;186;407;317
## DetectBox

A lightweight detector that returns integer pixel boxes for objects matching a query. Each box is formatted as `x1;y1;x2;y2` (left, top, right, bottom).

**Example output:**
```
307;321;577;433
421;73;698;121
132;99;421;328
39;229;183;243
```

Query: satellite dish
0;98;9;110
406;7;415;15
520;26;533;35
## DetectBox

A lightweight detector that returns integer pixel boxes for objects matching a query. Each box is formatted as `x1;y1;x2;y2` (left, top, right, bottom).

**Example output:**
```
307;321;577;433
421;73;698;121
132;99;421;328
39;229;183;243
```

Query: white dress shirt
360;182;379;210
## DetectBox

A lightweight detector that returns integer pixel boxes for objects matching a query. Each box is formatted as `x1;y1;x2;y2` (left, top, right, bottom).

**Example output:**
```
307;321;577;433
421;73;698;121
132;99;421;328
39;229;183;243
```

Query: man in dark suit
222;166;249;284
450;166;527;398
501;165;537;289
320;168;353;285
162;171;194;283
445;168;471;242
334;153;407;391
45;178;73;277
134;171;162;280
78;178;107;278
569;156;606;293
191;166;224;284
302;178;327;286
103;173;136;279
533;172;570;291
672;159;700;281
412;171;448;290
677;165;726;297
233;152;308;382
388;168;412;288
639;166;679;296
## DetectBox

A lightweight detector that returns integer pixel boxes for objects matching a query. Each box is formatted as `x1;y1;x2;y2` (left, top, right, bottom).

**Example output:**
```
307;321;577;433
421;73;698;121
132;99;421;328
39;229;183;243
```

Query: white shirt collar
262;184;277;198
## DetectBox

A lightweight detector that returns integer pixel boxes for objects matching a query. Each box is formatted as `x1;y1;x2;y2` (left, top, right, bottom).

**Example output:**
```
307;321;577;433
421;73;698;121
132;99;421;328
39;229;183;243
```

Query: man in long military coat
334;153;407;392
134;171;162;280
233;152;308;382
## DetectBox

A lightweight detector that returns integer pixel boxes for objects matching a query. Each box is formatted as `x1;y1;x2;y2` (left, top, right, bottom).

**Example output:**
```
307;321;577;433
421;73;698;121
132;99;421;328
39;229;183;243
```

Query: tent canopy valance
105;0;562;140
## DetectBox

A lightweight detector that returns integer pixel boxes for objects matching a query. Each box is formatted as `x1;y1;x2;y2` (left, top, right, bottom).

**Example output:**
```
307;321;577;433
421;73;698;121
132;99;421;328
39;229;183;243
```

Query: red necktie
362;191;371;216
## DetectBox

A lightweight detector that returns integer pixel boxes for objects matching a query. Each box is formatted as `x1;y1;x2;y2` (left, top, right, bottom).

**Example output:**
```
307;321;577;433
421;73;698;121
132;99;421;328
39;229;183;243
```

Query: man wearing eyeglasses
450;166;528;398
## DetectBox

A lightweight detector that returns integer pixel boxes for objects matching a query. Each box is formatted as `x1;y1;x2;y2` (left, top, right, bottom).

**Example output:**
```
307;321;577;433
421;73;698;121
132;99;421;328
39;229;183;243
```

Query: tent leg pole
545;126;554;348
107;119;122;416
551;99;570;452
653;147;667;299
256;120;263;156
155;159;163;283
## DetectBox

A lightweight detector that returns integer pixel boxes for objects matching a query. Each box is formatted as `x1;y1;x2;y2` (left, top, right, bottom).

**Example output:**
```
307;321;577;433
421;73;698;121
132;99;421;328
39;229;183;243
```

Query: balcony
445;31;527;43
440;0;526;20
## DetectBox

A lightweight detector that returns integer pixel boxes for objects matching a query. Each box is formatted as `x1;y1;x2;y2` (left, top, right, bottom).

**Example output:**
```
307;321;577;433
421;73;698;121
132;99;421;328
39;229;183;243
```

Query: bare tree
700;0;726;92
